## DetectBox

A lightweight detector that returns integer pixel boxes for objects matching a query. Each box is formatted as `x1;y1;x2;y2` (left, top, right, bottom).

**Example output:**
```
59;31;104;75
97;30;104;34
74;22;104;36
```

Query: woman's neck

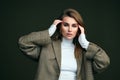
61;37;74;47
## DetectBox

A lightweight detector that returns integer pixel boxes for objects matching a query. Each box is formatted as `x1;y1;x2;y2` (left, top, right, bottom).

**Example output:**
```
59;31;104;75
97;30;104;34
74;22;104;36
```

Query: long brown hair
51;8;85;59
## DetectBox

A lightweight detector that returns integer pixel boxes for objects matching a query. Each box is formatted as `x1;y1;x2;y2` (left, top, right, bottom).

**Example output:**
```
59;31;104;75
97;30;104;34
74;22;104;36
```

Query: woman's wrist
78;33;89;50
48;24;57;37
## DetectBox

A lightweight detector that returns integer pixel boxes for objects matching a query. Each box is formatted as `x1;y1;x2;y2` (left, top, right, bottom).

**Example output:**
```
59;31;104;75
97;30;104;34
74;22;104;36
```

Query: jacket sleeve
18;30;51;59
85;42;110;73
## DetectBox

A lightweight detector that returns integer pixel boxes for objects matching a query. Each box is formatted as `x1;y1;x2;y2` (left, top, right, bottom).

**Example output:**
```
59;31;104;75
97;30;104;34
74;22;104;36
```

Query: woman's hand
48;19;62;37
78;25;89;49
53;19;63;26
78;25;85;34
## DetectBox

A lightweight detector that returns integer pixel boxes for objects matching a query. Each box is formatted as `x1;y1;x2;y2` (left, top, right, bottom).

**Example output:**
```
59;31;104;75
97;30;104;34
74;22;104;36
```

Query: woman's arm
85;42;110;73
18;30;51;59
78;25;110;73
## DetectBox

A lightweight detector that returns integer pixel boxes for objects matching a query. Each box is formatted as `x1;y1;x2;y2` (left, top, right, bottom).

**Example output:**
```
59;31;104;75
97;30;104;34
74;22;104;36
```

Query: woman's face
61;16;79;40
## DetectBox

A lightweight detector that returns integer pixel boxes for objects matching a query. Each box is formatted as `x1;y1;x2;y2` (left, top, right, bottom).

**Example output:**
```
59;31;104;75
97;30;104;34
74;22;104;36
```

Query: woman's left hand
78;25;85;34
78;25;89;49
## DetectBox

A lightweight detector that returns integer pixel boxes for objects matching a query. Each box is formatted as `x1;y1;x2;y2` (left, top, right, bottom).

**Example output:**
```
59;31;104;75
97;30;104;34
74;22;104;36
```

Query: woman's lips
66;33;72;36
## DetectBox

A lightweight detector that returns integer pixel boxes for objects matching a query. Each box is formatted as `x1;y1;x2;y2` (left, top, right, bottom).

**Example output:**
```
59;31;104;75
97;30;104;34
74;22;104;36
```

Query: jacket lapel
52;40;61;69
76;55;82;76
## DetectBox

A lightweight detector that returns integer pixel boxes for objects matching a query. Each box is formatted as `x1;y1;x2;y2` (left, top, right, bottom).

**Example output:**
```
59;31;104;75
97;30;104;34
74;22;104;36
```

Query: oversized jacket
18;30;110;80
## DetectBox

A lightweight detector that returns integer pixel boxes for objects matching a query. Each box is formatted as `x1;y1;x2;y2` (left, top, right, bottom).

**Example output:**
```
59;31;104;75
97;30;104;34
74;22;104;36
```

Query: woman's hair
51;8;85;59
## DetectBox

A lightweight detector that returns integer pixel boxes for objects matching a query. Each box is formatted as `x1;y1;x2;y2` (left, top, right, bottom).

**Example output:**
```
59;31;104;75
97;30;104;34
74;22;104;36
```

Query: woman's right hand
53;19;63;26
48;19;62;37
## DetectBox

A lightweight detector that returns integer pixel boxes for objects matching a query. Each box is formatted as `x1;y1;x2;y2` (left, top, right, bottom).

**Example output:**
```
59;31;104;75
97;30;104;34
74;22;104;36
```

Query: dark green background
1;0;119;80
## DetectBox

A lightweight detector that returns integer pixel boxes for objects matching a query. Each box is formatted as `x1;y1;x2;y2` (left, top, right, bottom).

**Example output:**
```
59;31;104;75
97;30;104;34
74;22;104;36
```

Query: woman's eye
63;22;69;26
72;24;78;28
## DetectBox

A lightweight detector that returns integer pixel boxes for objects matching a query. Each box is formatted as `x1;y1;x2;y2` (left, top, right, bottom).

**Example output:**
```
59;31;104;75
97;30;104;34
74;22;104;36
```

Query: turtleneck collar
61;37;74;47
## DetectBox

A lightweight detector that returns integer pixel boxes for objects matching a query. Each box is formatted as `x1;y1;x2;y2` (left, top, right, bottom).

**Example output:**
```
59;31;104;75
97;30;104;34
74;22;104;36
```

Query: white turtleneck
58;37;77;80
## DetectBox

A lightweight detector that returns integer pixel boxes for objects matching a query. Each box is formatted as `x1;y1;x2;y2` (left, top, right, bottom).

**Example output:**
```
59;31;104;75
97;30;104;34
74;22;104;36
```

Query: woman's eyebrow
62;22;68;24
62;22;77;25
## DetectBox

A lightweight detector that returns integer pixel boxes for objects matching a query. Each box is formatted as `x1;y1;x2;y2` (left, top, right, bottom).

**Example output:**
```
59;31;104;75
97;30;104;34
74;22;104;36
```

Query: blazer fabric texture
18;30;110;80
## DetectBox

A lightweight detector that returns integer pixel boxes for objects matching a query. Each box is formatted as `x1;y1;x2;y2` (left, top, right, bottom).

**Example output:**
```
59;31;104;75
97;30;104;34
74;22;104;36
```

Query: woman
18;8;110;80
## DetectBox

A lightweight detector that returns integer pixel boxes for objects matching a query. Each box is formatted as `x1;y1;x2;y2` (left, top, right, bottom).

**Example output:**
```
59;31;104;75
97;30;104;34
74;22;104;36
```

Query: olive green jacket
18;30;110;80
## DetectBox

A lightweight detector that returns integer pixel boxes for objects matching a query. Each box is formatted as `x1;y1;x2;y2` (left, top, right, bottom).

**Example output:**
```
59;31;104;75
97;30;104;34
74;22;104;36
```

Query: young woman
18;8;110;80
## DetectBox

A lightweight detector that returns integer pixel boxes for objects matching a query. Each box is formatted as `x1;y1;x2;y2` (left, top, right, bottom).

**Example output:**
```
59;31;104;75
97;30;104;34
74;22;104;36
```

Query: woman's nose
68;26;72;32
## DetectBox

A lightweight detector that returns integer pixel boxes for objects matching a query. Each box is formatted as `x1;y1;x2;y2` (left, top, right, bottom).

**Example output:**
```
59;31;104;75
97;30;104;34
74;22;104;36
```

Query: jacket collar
52;40;61;69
